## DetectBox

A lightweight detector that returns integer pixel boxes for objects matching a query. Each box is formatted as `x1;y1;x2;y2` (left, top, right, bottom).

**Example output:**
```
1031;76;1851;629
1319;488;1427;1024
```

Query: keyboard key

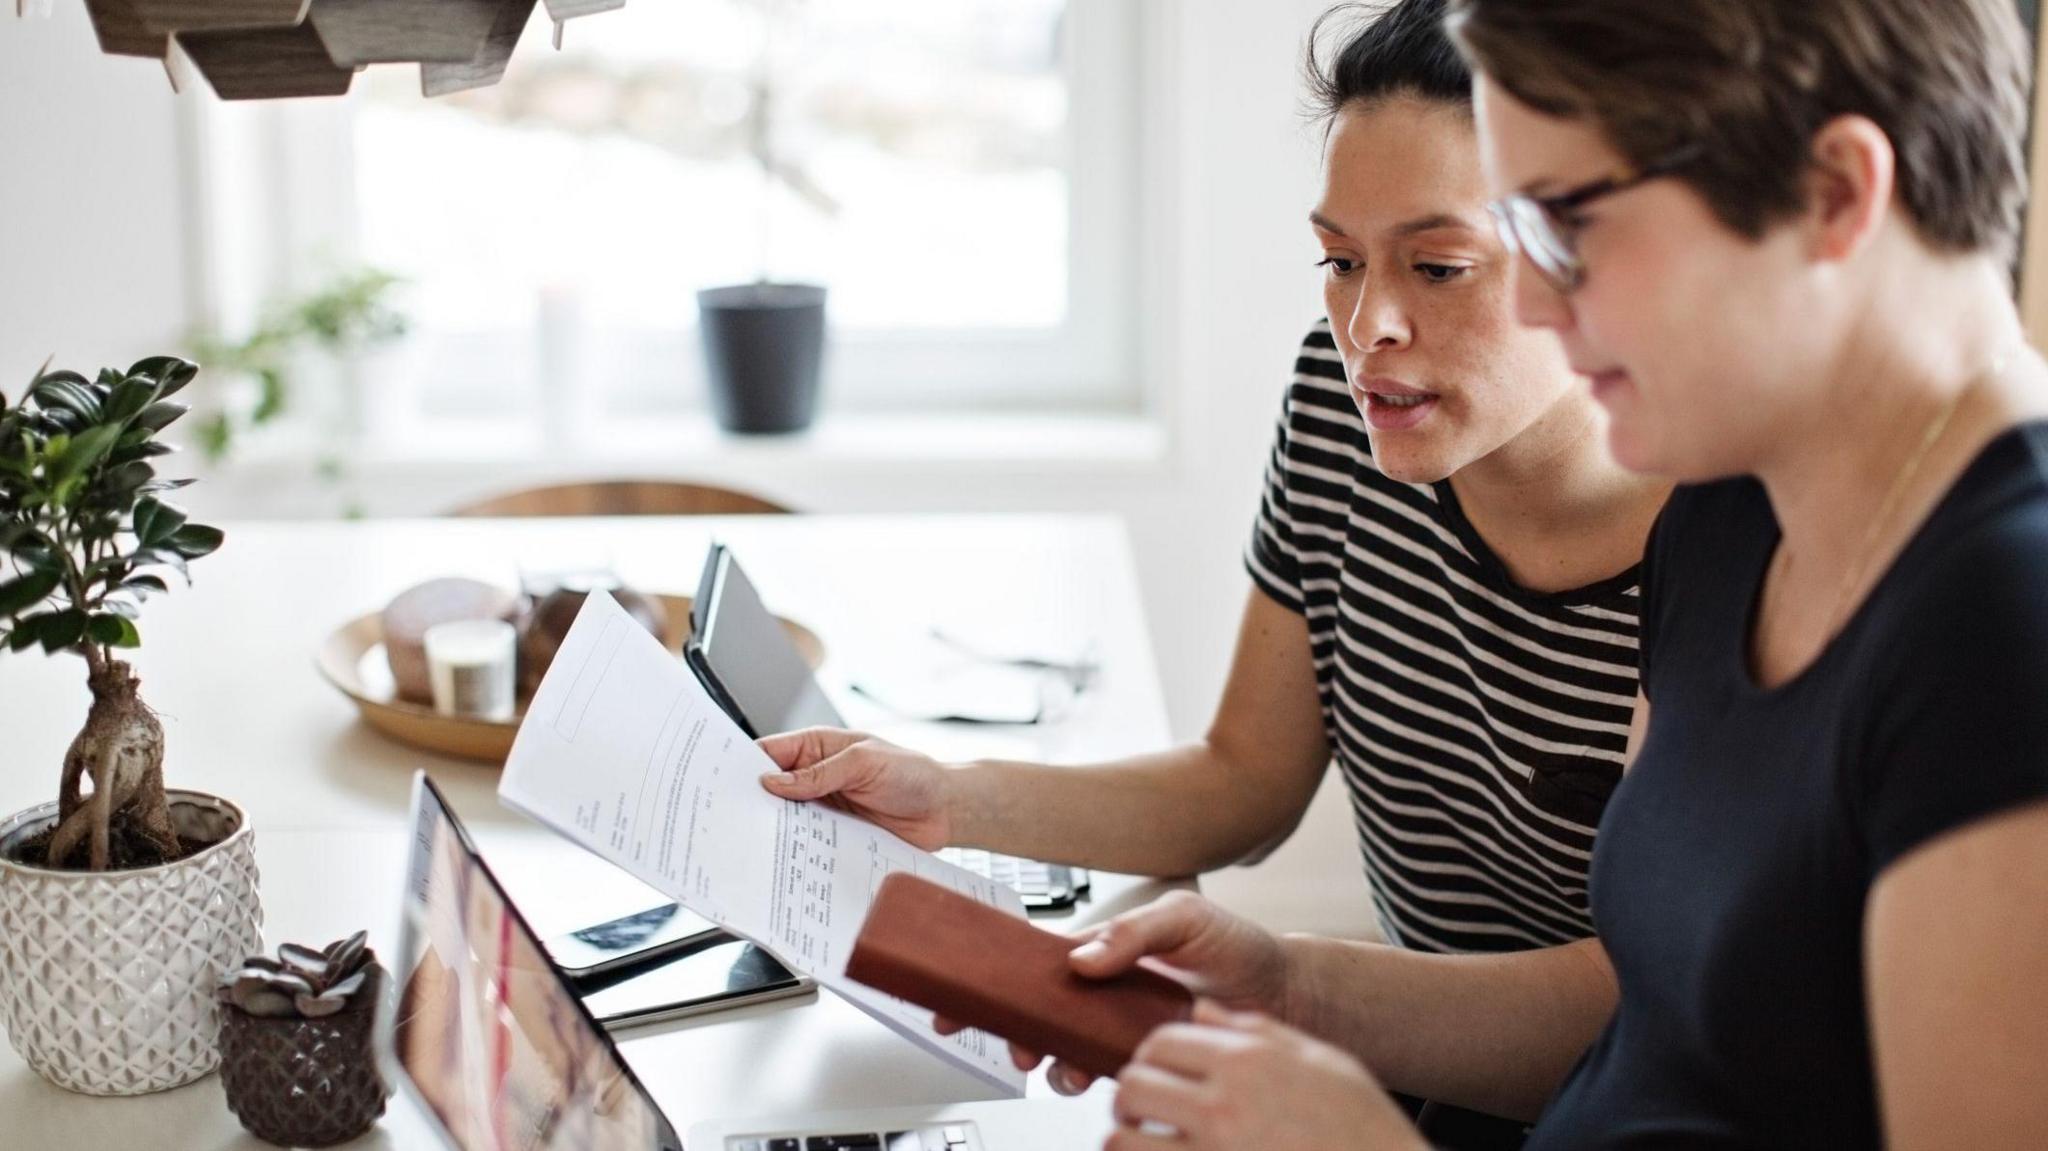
766;1140;802;1151
806;1135;882;1150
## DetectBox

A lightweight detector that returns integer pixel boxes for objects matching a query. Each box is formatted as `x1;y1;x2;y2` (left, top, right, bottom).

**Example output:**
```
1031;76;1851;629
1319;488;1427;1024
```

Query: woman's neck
1755;262;2037;580
1448;386;1671;594
1746;258;2047;686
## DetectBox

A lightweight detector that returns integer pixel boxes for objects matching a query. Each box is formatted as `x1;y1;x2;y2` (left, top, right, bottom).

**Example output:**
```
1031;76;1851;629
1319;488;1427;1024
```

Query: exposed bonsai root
45;658;174;871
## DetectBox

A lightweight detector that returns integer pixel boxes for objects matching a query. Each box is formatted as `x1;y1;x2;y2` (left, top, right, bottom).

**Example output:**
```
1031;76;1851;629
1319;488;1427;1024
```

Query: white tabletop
0;514;1178;1147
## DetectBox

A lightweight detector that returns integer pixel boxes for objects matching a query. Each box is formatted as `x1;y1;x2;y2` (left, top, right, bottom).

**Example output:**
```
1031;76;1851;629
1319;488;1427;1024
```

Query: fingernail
1070;940;1109;964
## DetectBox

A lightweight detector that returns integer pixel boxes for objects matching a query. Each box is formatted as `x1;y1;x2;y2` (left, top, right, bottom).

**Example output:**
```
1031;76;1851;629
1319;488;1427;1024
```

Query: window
197;0;1143;456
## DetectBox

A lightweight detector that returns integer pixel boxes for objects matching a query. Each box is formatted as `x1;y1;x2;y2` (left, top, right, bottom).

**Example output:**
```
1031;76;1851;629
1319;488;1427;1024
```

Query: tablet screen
696;547;842;735
388;777;683;1151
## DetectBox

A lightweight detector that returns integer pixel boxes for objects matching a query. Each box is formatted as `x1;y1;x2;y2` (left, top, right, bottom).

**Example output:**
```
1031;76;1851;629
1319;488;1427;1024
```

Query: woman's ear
1801;114;1897;263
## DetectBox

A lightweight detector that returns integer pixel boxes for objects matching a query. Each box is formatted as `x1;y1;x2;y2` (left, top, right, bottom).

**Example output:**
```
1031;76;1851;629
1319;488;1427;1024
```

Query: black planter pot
697;282;828;434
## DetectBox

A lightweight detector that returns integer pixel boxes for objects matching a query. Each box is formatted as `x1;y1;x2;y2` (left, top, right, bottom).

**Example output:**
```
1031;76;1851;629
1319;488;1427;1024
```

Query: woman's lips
1587;369;1633;404
1356;388;1441;431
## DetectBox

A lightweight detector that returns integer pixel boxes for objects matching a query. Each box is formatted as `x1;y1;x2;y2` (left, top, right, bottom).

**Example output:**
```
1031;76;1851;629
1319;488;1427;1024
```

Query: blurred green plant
188;268;408;463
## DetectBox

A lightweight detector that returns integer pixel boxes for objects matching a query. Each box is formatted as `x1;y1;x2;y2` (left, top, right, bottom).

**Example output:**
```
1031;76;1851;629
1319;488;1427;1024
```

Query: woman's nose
1346;276;1410;352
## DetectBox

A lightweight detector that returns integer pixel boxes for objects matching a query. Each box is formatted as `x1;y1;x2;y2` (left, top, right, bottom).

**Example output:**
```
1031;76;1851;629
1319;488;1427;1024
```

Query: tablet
685;543;1089;914
687;542;843;738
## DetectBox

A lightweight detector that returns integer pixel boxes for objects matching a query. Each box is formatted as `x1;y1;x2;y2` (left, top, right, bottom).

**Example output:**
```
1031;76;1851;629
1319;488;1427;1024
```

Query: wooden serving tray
315;593;824;763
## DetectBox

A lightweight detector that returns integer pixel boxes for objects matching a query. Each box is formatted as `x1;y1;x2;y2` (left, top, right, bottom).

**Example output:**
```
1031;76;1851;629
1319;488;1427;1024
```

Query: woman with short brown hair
1037;2;2048;1147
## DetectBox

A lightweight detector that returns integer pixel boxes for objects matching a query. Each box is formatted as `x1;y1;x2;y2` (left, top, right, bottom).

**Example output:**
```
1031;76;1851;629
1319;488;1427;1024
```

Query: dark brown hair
1444;0;2033;259
1305;0;1470;126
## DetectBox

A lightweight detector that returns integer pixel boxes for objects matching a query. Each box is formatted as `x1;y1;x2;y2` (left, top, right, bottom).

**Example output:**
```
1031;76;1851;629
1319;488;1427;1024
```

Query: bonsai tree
0;356;224;871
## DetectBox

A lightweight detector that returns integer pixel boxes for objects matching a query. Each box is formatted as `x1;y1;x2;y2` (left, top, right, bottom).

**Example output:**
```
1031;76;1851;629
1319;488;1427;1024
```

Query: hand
940;891;1294;1095
1108;1000;1425;1150
757;727;953;850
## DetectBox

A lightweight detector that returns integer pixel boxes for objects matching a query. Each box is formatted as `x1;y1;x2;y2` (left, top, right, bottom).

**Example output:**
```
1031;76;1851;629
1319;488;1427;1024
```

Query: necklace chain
1769;351;2014;648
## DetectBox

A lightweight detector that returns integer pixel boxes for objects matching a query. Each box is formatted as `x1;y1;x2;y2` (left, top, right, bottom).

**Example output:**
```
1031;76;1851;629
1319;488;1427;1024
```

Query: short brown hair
1445;0;2033;259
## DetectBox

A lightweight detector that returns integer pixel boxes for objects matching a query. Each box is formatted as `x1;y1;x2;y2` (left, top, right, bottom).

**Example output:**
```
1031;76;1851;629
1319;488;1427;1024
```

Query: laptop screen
384;775;683;1151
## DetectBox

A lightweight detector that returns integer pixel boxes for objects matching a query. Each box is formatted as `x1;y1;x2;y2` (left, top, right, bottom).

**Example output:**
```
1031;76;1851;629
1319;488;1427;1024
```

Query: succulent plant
219;932;376;1020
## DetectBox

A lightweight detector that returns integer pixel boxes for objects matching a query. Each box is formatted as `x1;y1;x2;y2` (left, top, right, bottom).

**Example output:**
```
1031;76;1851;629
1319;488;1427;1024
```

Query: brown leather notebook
846;873;1193;1080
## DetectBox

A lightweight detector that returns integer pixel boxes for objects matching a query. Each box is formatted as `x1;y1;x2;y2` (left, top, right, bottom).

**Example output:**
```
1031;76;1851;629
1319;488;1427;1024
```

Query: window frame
179;0;1149;454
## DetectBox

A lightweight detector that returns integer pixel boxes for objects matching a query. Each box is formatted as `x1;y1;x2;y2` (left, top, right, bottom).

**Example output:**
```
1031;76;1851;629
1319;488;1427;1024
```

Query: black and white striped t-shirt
1246;320;1641;954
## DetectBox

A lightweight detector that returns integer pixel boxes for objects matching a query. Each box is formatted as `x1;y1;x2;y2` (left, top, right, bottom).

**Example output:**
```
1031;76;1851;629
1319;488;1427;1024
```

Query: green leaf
48;423;121;486
197;413;232;462
135;498;189;546
103;375;160;424
168;523;224;559
127;356;199;399
113;440;176;461
15;545;61;576
98;597;140;620
251;367;286;425
133;401;189;433
29;368;90;391
35;408;81;436
0;568;60;617
121;574;169;597
87;614;140;647
31;376;101;422
38;610;85;653
6;613;48;652
96;461;154;496
131;548;189;580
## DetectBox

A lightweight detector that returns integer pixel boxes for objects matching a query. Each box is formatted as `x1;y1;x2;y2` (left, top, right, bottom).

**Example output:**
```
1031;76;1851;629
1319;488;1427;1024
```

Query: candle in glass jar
422;619;517;720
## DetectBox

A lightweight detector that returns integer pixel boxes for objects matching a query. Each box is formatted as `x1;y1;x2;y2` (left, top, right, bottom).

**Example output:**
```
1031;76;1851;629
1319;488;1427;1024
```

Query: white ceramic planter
0;791;263;1096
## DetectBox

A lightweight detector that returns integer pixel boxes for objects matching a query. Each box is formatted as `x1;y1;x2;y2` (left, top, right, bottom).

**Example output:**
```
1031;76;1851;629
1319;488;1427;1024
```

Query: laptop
687;544;1088;913
382;773;1114;1151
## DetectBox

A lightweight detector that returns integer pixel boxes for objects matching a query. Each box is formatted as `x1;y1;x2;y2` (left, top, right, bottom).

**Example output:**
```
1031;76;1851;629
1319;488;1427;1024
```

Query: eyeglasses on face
1486;145;1703;293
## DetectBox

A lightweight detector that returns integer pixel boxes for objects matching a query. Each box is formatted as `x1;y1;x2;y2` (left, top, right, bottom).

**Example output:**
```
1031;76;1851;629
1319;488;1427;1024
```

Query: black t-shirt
1528;422;2048;1150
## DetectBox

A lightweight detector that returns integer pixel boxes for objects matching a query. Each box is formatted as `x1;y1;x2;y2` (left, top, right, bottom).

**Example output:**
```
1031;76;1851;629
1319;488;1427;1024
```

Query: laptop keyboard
938;848;1084;909
732;1122;982;1150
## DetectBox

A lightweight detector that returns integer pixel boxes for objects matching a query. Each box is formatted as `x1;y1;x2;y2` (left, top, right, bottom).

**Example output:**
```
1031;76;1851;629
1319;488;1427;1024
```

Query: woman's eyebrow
1311;211;1480;239
1308;211;1349;237
1389;213;1473;237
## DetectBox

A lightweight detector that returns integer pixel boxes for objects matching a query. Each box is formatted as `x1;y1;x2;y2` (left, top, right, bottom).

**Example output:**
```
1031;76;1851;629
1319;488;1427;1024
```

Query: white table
0;515;1178;1147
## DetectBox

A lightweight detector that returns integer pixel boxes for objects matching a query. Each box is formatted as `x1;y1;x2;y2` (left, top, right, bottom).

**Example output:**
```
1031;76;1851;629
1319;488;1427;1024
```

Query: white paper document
497;591;1029;1094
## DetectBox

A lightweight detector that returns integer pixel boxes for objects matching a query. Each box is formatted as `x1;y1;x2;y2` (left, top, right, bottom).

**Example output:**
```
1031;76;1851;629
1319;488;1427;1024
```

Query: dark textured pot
518;580;669;696
218;962;389;1147
697;282;828;434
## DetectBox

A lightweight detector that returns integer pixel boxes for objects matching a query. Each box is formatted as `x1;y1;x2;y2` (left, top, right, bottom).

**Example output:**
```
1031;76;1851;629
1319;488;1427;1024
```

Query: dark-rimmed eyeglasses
1486;146;1702;293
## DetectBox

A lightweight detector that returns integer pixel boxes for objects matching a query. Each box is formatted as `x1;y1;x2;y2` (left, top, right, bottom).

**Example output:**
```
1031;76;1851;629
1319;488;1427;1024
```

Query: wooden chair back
447;480;794;518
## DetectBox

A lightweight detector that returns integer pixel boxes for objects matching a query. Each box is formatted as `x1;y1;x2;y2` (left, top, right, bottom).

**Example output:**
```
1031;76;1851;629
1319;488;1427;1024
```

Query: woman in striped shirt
761;1;1663;1140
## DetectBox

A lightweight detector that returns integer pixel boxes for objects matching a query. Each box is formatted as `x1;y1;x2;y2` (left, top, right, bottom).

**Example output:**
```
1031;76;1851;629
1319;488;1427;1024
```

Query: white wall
0;5;194;381
0;0;1377;937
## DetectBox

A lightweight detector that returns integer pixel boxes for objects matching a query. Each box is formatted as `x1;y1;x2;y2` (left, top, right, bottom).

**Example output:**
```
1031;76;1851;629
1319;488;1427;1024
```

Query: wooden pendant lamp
32;0;628;100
